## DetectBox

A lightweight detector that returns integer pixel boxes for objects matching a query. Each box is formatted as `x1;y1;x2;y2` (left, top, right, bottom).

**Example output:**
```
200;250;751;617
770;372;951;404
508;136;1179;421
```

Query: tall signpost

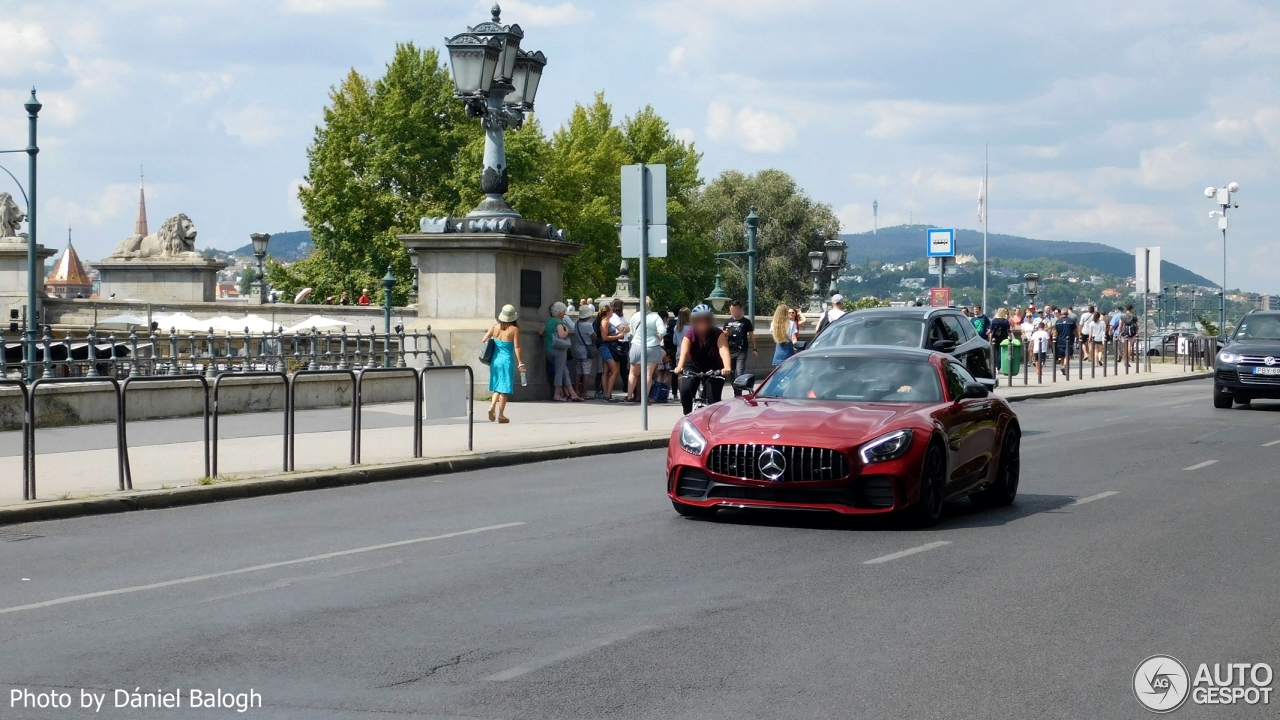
621;163;667;431
927;227;955;307
1135;246;1161;372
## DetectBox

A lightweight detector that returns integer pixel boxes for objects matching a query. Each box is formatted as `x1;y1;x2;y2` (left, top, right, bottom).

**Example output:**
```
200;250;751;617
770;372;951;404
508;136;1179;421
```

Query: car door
943;314;992;379
940;361;998;494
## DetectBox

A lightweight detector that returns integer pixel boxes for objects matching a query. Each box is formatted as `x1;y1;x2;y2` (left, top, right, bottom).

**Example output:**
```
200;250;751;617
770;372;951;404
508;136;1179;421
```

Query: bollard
397;327;407;368
128;328;140;377
339;328;349;370
309;328;319;371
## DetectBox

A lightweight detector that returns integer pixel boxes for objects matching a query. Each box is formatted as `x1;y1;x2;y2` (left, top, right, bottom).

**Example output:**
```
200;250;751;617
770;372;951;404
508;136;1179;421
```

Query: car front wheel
973;423;1020;507
1213;385;1233;409
909;441;947;527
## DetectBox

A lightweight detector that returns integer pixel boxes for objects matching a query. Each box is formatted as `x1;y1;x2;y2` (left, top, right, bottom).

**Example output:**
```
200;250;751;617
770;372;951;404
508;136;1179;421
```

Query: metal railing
1;324;445;380
6;360;475;500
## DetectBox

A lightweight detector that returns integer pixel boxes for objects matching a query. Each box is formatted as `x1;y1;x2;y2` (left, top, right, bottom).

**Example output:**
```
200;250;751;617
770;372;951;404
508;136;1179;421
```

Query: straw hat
497;304;517;323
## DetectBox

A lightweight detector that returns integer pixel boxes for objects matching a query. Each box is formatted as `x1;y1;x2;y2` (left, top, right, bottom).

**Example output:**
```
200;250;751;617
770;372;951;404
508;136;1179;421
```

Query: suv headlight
1218;351;1241;364
859;429;913;464
678;419;707;456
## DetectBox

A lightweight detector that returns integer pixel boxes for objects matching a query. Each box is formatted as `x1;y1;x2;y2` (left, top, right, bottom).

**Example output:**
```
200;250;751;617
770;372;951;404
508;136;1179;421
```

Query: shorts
628;343;661;366
1034;351;1047;363
575;359;592;375
598;344;613;362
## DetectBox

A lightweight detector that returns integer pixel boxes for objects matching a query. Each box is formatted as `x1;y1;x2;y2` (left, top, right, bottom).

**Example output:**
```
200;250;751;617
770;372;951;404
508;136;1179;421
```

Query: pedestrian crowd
961;301;1140;380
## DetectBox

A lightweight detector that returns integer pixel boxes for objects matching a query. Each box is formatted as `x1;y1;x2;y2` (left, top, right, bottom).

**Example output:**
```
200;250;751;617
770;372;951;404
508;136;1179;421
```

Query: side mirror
731;374;756;392
931;339;957;352
960;381;989;400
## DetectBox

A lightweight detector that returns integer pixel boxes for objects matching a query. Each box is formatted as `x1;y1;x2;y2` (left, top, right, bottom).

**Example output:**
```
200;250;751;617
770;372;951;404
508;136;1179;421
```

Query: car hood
703;398;927;446
1225;342;1280;358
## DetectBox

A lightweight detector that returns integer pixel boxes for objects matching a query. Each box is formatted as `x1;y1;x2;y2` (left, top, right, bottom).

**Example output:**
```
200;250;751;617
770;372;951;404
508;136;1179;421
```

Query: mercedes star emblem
758;447;787;482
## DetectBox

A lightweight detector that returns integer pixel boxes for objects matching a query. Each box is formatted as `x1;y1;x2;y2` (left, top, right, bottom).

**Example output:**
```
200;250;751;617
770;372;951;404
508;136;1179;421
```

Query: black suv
807;306;995;382
1214;310;1280;408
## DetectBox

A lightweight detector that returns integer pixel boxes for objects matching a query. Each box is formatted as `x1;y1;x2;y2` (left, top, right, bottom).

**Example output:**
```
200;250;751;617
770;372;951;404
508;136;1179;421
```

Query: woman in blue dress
482;304;525;423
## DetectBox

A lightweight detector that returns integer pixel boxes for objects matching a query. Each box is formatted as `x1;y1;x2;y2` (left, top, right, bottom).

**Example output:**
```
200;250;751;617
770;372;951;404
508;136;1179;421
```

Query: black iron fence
7;361;474;501
1;324;446;379
988;331;1216;387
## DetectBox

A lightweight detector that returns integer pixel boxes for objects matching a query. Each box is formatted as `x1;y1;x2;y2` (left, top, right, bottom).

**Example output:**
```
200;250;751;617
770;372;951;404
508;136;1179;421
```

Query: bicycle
679;369;728;414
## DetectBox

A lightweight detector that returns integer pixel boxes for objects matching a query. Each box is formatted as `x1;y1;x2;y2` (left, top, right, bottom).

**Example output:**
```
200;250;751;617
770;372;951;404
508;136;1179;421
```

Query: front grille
1238;355;1280;364
707;485;854;505
1238;372;1280;386
707;444;849;482
858;476;895;508
676;468;711;498
1217;370;1238;384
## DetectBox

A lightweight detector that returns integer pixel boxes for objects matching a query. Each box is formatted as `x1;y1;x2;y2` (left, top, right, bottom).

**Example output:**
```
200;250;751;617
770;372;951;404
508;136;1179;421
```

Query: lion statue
107;213;200;259
0;192;25;242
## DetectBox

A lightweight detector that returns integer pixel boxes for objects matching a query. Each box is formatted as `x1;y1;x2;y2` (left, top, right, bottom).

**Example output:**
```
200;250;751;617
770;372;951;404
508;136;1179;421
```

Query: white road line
487;626;655;681
1262;440;1280;447
863;541;952;565
1072;491;1119;505
1171;404;1191;410
1183;460;1218;471
1103;415;1130;422
0;522;525;616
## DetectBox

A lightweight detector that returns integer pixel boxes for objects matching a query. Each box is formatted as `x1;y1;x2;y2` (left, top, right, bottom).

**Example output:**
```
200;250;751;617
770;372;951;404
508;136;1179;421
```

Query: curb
0;434;670;527
997;370;1212;403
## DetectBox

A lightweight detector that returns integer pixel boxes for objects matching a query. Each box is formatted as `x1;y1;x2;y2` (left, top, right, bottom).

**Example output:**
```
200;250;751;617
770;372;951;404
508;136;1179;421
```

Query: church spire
134;165;148;237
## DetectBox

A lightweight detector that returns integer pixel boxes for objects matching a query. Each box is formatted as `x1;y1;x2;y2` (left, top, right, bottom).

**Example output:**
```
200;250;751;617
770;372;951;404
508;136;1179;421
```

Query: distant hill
231;230;313;261
843;225;1216;287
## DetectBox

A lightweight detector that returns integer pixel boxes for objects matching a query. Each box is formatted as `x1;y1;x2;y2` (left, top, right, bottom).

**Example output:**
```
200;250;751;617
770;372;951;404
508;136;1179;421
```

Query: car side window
933;318;961;343
927;319;947;345
942;361;973;399
942;315;972;342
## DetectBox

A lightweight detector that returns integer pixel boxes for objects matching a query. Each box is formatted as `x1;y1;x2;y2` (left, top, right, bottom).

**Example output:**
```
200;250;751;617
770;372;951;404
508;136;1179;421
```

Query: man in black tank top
674;305;733;414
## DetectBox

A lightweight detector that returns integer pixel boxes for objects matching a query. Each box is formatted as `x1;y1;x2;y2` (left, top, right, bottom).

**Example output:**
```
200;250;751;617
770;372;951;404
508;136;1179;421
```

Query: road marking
1183;460;1218;471
1072;491;1119;505
1103;415;1130;422
0;522;525;616
487;626;655;681
863;541;952;565
1263;440;1280;447
1171;404;1191;410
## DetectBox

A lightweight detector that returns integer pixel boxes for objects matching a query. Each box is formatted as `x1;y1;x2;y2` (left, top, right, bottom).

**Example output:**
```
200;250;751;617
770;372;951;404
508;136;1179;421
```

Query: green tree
699;169;841;312
266;43;476;304
238;267;257;296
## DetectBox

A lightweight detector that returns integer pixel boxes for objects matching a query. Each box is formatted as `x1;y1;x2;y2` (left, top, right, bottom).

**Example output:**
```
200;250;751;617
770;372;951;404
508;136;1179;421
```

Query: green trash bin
998;337;1023;376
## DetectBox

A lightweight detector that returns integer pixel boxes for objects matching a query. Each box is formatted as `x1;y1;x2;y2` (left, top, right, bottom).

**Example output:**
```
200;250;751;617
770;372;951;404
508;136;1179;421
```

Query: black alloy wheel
910;441;947;527
973;423;1020;507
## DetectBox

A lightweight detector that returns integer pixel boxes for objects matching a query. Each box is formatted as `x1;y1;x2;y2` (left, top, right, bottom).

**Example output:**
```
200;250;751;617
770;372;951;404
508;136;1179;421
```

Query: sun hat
497;304;517;323
578;305;595;320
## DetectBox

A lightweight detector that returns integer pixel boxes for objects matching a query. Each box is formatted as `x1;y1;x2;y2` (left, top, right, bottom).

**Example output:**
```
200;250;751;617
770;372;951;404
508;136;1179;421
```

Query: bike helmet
691;303;713;317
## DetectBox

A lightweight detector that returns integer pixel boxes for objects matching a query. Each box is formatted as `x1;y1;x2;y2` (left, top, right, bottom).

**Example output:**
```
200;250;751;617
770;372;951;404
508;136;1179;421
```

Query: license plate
1253;366;1280;376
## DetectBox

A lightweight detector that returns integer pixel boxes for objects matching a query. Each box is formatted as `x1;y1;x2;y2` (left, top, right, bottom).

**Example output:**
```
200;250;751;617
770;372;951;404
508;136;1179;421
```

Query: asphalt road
1;378;1277;719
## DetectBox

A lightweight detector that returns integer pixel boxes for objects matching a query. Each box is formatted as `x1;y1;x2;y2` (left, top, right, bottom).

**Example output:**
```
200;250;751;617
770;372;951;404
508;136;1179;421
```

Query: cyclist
673;304;733;415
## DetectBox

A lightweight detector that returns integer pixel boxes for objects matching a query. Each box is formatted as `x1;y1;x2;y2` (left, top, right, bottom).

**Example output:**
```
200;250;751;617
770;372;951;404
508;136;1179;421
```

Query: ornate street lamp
807;250;825;314
1205;182;1239;338
250;232;270;304
705;266;730;313
823;238;846;298
445;4;545;219
1023;272;1039;309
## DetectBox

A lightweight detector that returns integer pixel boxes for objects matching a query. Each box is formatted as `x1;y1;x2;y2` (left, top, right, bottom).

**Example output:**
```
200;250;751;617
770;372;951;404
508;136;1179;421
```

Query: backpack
1120;313;1138;338
649;381;671;403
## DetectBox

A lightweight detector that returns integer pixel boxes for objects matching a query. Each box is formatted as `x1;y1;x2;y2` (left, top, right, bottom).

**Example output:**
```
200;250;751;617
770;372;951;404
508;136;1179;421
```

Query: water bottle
520;370;528;387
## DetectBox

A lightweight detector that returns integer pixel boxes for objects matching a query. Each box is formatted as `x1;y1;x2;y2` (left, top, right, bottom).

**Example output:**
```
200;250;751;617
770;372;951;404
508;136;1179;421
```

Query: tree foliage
699;169;841;312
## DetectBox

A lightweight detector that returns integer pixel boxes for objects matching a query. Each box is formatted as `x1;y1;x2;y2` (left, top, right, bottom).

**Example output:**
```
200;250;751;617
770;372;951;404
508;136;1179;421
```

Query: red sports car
667;347;1020;526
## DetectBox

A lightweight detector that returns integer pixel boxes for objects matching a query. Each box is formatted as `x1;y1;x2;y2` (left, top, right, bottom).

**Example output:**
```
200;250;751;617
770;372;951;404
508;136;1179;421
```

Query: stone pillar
0;239;56;323
398;229;580;400
94;257;228;303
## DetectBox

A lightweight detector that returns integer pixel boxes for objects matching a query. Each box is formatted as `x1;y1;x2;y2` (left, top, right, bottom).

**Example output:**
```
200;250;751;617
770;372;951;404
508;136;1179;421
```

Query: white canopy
152;312;216;333
94;313;149;329
283;315;353;334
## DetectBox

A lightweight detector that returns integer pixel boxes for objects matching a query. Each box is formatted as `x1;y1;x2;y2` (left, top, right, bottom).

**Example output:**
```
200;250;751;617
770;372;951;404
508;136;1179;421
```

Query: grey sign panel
621;164;667;228
620;224;668;258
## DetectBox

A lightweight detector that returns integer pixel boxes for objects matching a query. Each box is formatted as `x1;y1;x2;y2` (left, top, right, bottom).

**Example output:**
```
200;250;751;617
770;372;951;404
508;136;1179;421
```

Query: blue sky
3;0;1279;293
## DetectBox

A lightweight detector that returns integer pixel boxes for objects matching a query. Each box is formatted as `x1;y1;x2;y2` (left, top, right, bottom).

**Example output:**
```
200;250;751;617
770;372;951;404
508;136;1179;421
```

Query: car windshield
1235;315;1280;341
809;315;925;349
755;356;943;403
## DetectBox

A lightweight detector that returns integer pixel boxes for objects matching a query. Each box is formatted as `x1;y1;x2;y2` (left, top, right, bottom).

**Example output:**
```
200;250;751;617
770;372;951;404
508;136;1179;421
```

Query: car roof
794;345;944;363
837;306;959;319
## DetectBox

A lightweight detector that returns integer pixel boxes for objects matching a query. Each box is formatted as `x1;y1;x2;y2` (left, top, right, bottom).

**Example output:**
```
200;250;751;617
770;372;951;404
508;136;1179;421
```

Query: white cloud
706;102;796;153
288;179;307;221
836;202;906;234
217;103;284;145
165;71;235;104
0;21;56;74
46;183;147;231
281;0;383;14
672;127;696;146
494;0;594;26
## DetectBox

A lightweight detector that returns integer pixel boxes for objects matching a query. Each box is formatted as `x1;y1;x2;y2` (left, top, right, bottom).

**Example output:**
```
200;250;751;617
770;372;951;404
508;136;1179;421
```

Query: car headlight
859;429;913;464
1218;351;1241;364
678;419;707;456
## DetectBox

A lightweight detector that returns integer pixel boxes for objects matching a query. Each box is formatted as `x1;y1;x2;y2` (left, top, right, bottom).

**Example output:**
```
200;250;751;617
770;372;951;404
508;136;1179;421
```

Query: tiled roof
46;242;93;287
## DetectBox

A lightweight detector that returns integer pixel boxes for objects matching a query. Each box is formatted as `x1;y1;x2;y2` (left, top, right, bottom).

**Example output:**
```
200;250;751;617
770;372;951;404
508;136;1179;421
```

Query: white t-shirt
771;320;798;343
1091;318;1106;341
608;313;628;342
1080;317;1094;339
628;311;665;348
1030;328;1051;354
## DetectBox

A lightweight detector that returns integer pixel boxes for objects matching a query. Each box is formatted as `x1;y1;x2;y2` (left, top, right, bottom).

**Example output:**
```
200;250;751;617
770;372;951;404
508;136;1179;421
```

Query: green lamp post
705;265;730;313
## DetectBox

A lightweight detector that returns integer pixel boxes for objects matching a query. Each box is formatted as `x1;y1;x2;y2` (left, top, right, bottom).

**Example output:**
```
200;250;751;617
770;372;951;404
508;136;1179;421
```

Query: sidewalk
993;358;1209;399
0;361;1209;511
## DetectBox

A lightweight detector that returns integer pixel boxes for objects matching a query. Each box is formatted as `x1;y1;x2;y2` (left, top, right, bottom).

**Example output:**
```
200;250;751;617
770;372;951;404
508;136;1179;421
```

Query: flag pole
981;144;989;312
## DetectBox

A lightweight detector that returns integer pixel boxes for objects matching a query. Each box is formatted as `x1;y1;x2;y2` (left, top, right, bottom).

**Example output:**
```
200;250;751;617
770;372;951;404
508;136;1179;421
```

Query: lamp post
713;206;759;320
1203;179;1233;335
250;233;270;304
1172;283;1179;328
1023;272;1039;307
807;250;825;314
0;90;42;379
823;238;847;299
445;4;546;219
